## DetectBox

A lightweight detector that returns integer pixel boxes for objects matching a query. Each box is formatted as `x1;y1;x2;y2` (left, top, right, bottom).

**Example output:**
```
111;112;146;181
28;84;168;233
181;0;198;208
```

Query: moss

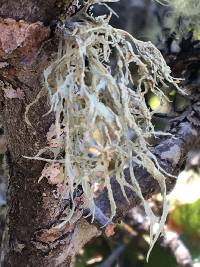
170;198;200;238
28;0;182;260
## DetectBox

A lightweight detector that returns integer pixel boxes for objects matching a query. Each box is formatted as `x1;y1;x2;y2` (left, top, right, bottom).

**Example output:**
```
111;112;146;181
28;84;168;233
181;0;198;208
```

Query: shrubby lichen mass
156;0;200;39
29;0;182;259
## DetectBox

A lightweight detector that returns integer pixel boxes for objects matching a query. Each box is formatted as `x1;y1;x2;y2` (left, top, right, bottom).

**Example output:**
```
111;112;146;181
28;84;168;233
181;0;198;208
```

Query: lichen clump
156;0;200;39
32;0;180;259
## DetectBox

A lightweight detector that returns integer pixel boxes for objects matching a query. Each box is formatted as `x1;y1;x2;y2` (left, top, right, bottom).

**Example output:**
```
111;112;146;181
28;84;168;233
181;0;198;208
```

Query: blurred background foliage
0;0;200;266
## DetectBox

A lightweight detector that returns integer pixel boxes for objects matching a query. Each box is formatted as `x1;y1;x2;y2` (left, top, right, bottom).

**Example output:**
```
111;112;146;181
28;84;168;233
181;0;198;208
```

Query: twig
163;230;193;267
126;206;193;267
97;243;127;267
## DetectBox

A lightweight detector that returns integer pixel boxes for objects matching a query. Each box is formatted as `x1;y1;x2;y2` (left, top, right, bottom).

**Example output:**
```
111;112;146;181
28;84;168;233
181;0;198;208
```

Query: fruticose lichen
28;0;182;260
156;0;200;39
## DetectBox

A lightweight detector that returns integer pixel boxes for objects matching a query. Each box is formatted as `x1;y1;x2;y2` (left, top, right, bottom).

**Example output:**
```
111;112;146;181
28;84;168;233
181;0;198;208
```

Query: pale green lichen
155;0;200;39
27;0;182;260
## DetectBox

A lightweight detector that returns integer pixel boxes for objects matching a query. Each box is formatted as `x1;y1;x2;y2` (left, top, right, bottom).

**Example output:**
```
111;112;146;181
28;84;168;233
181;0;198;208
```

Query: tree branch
93;110;200;227
126;206;193;267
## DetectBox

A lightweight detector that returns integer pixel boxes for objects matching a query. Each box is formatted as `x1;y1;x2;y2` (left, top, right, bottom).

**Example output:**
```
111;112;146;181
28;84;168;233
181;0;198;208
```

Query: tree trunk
0;1;100;266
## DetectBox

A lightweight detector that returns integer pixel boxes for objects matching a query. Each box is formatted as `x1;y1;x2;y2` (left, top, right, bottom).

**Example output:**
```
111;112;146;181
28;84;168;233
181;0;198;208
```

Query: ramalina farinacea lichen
26;0;182;260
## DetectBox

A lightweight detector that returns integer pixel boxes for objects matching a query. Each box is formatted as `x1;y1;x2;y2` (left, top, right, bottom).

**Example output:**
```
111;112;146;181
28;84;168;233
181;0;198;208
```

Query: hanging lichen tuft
155;0;200;39
27;0;182;260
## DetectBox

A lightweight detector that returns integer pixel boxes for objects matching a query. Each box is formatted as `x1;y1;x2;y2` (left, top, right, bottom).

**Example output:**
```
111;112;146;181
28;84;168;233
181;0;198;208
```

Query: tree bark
0;1;96;266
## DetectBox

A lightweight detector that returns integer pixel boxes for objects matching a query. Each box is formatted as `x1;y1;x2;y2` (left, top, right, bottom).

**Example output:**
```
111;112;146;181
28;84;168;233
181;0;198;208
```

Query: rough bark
0;1;89;266
0;0;67;24
0;1;200;267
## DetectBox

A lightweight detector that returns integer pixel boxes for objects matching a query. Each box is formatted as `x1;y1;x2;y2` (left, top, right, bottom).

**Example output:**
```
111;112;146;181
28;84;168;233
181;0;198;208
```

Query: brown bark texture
0;1;99;266
0;0;200;267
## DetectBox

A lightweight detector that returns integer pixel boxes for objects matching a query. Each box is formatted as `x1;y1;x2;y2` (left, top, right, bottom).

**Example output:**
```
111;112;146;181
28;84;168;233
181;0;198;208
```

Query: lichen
155;0;200;39
26;0;182;260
